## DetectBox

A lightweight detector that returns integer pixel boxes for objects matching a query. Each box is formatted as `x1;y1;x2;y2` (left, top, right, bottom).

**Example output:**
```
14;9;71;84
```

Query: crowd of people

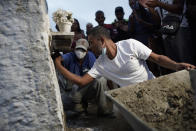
53;0;196;118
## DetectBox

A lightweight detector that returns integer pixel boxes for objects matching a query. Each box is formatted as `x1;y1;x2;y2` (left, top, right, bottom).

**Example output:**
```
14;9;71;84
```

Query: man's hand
54;55;94;87
175;63;196;71
51;52;61;60
148;52;196;71
146;0;160;8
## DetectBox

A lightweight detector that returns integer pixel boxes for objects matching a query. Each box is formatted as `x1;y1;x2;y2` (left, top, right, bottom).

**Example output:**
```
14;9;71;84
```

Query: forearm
149;55;177;70
149;52;196;71
55;60;84;86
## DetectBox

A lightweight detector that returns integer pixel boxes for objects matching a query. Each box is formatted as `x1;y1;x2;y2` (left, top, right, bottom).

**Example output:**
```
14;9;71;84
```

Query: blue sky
46;0;132;32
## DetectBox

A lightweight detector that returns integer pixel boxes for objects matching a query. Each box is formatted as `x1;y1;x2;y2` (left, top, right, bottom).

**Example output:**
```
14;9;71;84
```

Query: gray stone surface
0;0;65;131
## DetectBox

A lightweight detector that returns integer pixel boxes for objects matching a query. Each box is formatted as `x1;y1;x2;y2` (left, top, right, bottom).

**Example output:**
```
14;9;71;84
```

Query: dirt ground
66;103;133;131
109;71;196;131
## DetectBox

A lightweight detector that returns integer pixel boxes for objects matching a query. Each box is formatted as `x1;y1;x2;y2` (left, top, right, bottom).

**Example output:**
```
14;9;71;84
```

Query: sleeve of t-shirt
87;60;101;79
129;39;152;60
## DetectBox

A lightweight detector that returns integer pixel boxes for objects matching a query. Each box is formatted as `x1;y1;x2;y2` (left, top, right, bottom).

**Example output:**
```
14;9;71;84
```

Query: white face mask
102;47;106;56
74;50;87;59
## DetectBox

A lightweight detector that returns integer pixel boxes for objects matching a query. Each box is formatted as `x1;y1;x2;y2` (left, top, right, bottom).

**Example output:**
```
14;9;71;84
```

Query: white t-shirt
88;39;155;87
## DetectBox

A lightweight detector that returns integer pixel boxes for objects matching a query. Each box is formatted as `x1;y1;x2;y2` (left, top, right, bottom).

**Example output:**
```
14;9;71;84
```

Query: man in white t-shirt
88;38;155;87
55;26;195;88
55;26;195;117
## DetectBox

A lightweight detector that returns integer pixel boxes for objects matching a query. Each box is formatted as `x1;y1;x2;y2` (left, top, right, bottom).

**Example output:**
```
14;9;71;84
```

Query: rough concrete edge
107;70;190;94
41;0;66;130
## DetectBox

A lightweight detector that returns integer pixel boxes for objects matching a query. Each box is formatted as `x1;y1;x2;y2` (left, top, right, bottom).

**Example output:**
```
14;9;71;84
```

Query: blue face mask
102;47;106;55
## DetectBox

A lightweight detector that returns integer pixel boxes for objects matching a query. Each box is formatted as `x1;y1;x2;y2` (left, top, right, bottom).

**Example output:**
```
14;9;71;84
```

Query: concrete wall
0;0;65;130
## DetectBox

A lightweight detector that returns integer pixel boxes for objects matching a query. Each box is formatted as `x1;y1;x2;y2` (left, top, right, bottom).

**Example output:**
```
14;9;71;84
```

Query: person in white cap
55;38;112;116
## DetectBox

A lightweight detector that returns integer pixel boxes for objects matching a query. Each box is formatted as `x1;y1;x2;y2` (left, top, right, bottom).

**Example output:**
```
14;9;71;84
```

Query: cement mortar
109;70;196;131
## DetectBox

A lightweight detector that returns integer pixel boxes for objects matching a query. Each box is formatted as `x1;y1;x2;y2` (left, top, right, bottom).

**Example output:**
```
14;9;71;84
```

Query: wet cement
109;71;196;131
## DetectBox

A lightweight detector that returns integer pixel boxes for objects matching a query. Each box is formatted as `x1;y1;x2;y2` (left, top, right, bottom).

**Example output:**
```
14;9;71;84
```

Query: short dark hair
88;26;111;39
95;10;104;16
115;6;124;13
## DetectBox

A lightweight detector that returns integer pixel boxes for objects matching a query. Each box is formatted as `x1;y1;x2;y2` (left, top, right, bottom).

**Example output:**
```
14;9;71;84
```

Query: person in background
71;18;85;49
146;0;194;65
55;38;112;116
86;22;93;37
95;10;116;41
112;6;130;42
55;26;195;97
128;0;161;46
128;0;162;76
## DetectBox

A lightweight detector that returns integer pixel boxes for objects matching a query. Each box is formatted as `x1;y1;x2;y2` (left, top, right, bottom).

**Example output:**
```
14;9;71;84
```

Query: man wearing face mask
62;38;95;78
55;26;195;88
56;38;112;116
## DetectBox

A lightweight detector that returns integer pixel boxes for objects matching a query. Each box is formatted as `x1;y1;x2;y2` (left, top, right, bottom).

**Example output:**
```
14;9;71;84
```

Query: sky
46;0;132;33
